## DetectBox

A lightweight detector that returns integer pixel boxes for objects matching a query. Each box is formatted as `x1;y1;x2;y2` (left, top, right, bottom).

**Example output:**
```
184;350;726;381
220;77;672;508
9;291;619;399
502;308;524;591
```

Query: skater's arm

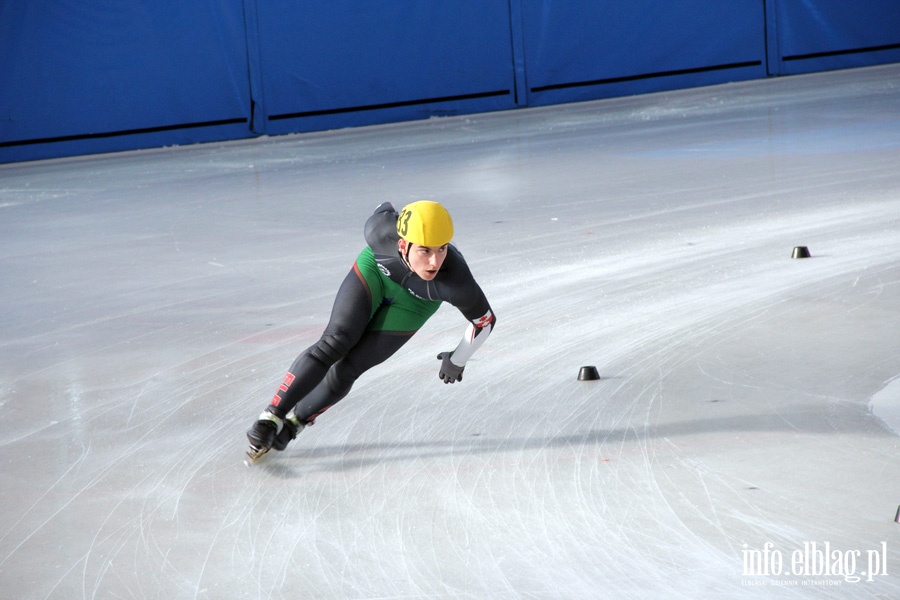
435;305;493;384
447;273;495;368
440;250;496;368
447;307;494;366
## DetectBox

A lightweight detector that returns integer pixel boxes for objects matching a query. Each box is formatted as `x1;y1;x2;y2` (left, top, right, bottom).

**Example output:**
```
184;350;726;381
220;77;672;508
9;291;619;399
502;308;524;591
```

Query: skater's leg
247;263;380;451
295;330;414;423
288;278;443;426
270;264;377;417
271;330;414;450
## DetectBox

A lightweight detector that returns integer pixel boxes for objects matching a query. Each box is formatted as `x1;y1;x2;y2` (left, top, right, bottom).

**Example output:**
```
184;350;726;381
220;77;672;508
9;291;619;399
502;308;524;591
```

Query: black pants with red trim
266;266;414;424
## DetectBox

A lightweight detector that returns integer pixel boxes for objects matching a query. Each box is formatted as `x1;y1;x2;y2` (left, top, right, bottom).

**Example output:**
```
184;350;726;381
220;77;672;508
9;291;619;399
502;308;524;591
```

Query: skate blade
244;446;269;466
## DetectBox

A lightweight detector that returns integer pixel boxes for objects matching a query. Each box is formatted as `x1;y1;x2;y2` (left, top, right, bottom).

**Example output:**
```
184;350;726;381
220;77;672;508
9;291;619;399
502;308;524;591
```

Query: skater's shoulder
371;201;397;216
364;203;400;250
440;244;471;273
434;246;478;289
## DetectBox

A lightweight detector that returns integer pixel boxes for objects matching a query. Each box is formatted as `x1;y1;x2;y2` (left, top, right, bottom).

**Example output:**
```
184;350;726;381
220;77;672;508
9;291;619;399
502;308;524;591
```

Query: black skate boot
272;410;306;452
245;409;283;464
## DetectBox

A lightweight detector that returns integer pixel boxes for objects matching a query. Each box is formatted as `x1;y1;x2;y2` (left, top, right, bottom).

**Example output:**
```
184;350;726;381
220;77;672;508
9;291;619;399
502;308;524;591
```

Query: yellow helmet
396;201;454;246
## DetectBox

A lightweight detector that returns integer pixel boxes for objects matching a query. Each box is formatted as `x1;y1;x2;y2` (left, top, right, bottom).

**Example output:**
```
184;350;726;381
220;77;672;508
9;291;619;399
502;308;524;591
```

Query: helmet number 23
398;209;412;237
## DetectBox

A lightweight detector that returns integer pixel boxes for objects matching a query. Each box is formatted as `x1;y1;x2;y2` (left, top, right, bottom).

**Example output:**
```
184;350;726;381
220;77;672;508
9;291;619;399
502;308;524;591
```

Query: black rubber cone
578;366;600;381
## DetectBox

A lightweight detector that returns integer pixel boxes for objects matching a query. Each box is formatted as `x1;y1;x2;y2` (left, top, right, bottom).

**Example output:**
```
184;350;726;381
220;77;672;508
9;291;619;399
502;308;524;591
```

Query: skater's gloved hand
437;352;464;384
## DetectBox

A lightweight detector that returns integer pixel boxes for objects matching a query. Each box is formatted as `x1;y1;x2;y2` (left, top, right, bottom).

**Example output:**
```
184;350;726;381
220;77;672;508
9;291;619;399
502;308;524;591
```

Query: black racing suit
266;202;495;426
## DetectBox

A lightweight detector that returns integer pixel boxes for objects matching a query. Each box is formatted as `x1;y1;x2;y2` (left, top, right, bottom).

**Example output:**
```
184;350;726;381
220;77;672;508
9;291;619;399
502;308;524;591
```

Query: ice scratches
846;266;888;315
3;64;900;599
0;438;90;566
0;383;11;412
870;376;900;436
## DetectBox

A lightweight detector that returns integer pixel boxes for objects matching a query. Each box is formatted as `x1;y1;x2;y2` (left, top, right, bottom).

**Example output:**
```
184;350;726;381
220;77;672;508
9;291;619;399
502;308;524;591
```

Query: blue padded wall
0;0;253;163
766;0;900;75
2;0;899;163
518;0;768;107
251;0;518;136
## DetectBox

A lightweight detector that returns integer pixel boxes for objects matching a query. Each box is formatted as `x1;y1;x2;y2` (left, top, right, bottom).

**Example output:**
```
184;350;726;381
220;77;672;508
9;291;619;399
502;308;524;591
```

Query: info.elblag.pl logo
742;541;889;585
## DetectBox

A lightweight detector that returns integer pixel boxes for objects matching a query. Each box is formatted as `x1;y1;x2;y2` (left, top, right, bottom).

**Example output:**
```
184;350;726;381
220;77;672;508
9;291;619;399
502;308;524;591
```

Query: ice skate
244;410;283;465
272;410;306;452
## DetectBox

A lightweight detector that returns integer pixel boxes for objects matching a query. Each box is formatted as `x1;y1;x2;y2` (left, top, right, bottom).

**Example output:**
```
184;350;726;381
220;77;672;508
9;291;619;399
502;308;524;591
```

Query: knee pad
308;332;351;366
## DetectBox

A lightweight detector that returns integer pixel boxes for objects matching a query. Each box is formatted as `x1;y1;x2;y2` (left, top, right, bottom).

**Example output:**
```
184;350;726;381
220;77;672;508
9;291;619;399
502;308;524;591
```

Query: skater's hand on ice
437;352;464;384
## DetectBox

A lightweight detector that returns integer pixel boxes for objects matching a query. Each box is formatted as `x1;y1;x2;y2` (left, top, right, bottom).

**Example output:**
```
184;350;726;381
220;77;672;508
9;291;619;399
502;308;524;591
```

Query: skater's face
399;240;448;280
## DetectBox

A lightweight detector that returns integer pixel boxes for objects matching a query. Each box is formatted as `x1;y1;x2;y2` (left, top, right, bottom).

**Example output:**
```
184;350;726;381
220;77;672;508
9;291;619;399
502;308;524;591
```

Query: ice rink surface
2;64;900;599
